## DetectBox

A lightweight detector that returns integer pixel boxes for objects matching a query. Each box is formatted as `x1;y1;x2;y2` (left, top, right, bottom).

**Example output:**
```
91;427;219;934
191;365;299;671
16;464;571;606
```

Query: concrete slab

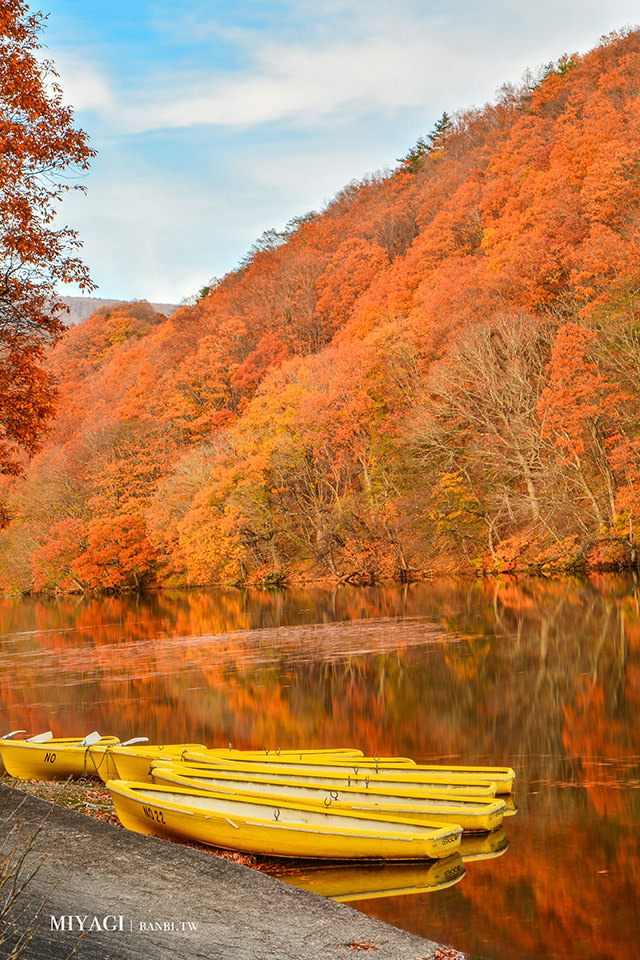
0;785;450;960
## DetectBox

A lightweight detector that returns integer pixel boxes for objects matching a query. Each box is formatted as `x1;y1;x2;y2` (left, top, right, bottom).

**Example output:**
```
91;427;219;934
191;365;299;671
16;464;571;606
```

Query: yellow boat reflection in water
271;852;466;901
270;827;509;902
458;827;510;861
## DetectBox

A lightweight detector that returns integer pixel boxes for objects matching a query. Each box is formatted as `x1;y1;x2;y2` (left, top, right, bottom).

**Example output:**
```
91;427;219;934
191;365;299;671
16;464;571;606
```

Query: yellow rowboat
203;749;413;766
106;780;464;861
209;747;366;760
89;742;208;783
179;753;501;797
271;852;466;901
150;764;506;833
0;732;119;780
192;753;515;794
90;744;366;783
0;730;52;776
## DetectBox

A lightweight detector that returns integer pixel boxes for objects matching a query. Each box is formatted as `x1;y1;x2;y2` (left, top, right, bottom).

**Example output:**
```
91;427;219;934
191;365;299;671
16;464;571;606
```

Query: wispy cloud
53;0;640;137
118;37;454;132
46;0;640;301
50;2;507;135
51;52;115;114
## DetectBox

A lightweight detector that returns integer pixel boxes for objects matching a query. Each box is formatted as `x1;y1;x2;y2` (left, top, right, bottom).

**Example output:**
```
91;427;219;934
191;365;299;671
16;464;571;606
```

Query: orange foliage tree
0;0;95;510
5;30;640;589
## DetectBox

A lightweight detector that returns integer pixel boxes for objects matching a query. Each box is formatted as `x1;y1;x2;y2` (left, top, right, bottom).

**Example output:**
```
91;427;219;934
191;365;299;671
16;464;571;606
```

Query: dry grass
0;791;56;959
8;778;120;826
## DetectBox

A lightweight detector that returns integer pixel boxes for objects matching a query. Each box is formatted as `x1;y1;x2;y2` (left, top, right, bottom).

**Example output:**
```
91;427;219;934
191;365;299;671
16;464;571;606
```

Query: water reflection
1;576;640;959
269;830;508;903
271;852;466;901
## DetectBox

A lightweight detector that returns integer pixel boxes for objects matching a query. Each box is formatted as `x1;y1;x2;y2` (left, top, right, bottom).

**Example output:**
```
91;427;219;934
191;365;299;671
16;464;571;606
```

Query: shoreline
1;782;462;960
4;776;282;870
4;561;640;599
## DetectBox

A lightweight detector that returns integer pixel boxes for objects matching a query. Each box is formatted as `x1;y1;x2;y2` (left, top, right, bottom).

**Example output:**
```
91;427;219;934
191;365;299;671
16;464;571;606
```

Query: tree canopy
3;28;640;590
0;0;95;504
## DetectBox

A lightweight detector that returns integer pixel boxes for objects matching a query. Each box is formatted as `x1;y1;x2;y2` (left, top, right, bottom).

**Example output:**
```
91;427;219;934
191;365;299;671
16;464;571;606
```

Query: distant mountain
60;297;179;325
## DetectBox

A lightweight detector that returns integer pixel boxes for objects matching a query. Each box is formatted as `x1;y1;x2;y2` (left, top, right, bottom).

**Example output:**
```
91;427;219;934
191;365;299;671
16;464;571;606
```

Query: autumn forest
3;28;640;593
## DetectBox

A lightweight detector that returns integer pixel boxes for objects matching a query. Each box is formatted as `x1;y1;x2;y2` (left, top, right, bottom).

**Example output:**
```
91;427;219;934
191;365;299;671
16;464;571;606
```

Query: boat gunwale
0;736;119;752
106;779;464;841
150;766;506;818
188;753;514;782
176;755;503;794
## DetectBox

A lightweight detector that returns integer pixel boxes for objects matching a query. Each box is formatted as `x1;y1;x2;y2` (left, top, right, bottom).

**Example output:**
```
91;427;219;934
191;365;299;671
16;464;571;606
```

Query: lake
1;576;639;959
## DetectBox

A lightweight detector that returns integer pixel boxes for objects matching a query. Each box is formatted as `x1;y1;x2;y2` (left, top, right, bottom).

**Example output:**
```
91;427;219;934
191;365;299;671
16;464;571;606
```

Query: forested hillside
2;28;640;593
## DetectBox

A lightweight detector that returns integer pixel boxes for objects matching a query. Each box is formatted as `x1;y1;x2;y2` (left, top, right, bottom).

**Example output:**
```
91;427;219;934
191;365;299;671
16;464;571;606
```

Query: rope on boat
92;745;108;776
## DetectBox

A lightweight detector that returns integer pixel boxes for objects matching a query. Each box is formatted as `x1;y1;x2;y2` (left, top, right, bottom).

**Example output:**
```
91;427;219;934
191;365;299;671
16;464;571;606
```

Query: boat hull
89;744;208;783
107;781;463;860
89;745;360;783
208;747;366;760
0;737;120;780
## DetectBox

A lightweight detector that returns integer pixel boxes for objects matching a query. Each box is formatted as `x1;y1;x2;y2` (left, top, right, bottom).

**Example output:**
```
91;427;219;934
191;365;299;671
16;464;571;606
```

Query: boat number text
142;806;166;824
44;752;56;763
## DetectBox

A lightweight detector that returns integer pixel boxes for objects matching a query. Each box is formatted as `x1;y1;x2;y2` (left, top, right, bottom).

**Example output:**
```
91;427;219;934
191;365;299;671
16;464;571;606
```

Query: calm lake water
1;576;639;960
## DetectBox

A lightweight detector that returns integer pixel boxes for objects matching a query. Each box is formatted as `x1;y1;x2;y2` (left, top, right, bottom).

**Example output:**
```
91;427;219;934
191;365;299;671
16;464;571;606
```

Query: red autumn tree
0;0;95;507
71;513;159;591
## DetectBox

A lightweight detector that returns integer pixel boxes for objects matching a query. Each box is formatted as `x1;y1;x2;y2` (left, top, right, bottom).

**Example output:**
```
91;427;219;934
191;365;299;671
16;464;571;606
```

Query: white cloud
47;3;515;137
55;160;261;303
118;35;452;133
49;0;640;303
52;52;115;113
50;1;640;138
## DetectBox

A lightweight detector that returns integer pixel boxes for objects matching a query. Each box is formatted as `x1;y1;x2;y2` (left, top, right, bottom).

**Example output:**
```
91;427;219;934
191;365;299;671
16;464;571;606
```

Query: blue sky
41;0;639;304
